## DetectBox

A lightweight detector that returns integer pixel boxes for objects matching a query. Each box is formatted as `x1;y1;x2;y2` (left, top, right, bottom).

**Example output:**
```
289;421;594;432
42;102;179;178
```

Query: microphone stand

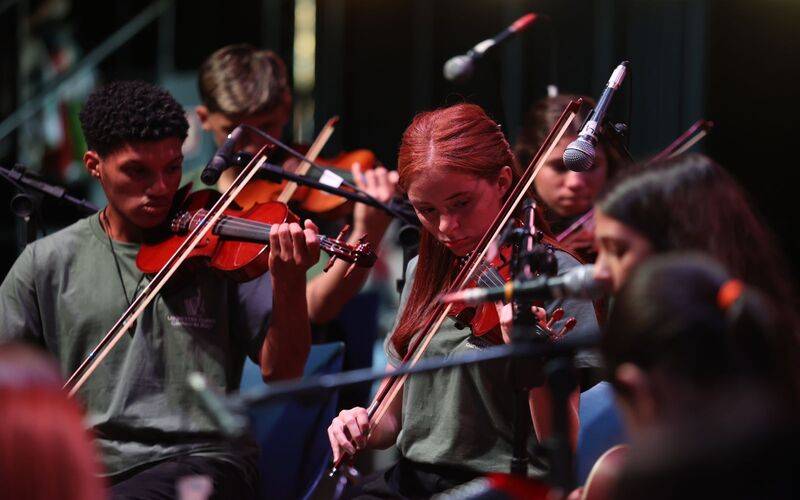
190;327;597;495
602;119;635;167
507;198;558;477
1;164;99;243
501;198;577;490
191;332;598;434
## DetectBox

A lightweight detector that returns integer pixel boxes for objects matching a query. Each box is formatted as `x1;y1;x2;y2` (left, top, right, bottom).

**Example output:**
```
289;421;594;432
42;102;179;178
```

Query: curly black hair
79;80;189;156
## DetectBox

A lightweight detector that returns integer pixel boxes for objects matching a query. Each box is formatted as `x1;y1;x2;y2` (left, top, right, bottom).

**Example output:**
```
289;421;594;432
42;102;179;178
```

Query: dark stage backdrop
314;0;800;267
1;0;798;277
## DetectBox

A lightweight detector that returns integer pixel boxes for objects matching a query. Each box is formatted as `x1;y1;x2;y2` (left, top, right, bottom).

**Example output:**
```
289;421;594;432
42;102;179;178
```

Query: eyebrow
444;190;472;201
119;155;183;169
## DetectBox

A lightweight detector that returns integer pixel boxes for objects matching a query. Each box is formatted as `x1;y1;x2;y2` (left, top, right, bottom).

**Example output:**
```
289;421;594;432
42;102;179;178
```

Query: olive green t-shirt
385;250;599;476
0;214;273;481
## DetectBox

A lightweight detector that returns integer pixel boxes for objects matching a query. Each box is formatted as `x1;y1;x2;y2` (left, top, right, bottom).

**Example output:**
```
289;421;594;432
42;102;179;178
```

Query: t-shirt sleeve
549;249;603;369
384;257;418;367
0;245;44;345
231;272;273;364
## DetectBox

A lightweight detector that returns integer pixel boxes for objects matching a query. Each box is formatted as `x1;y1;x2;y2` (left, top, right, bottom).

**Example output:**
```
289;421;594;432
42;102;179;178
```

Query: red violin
137;188;377;281
448;241;577;344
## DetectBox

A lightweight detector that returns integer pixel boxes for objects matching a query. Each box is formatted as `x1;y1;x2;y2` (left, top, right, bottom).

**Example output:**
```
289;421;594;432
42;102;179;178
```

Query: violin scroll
321;225;377;275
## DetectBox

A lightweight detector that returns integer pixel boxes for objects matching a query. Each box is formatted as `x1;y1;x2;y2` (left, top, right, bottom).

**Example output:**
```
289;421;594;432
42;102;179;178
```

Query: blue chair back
240;342;345;500
576;381;628;484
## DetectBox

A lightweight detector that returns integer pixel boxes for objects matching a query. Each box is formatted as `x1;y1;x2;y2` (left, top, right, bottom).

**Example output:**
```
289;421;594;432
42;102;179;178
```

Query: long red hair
0;344;107;500
391;103;522;357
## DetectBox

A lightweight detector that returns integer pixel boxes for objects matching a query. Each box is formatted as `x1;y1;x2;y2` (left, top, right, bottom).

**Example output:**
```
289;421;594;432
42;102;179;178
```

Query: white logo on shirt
167;289;215;329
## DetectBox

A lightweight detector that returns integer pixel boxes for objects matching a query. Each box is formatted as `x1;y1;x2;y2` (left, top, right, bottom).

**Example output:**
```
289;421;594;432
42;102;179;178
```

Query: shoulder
22;216;97;268
551;246;581;274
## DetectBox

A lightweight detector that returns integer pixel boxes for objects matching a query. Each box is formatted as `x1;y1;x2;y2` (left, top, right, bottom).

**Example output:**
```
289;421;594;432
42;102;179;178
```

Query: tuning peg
344;234;371;278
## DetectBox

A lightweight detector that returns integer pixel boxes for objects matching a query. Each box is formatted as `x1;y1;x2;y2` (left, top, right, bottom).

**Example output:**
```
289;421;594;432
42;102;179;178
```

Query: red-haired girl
327;103;599;498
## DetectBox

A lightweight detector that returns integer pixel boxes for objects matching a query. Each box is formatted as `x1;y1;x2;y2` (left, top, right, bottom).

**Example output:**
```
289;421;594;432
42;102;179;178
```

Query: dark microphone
443;13;539;84
562;61;629;172
201;126;244;185
440;264;608;305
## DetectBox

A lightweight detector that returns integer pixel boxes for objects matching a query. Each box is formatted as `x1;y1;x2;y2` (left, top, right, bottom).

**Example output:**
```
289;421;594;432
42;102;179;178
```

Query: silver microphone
440;264;609;305
443;13;539;84
563;61;629;172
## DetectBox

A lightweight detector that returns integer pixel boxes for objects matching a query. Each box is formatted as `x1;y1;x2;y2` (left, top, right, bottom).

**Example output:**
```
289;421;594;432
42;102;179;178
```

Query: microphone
440;264;609;305
443;13;539;84
187;372;248;438
562;61;629;171
201;126;244;185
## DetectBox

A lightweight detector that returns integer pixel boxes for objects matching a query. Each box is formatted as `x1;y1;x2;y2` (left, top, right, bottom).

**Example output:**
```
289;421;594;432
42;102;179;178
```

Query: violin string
188;215;340;251
188;211;356;250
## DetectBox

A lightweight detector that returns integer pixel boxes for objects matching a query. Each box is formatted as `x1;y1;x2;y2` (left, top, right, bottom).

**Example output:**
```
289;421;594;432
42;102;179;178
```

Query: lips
141;202;171;215
443;237;474;254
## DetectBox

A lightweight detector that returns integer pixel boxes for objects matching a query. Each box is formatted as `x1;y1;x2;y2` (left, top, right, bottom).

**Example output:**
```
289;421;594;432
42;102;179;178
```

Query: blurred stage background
1;0;798;314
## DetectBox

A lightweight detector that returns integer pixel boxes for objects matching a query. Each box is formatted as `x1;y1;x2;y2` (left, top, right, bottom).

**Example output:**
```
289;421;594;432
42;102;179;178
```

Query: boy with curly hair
0;80;319;498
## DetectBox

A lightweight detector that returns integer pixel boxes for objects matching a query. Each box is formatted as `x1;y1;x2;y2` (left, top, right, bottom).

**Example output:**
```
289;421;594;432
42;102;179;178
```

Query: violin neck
212;215;341;259
213;216;270;243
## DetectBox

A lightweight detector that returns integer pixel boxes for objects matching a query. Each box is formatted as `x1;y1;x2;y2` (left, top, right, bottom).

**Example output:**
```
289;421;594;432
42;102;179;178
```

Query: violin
448;240;577;344
137;188;377;281
556;212;597;263
63;143;367;396
233;117;378;216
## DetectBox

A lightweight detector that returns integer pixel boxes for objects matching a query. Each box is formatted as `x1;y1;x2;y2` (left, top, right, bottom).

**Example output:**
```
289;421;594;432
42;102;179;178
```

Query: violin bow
63;139;272;397
331;99;583;475
276;116;339;203
556;119;714;243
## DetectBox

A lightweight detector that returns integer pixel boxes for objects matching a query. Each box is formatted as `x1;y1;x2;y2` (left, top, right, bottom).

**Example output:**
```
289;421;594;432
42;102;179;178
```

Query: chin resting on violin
0;81;319;499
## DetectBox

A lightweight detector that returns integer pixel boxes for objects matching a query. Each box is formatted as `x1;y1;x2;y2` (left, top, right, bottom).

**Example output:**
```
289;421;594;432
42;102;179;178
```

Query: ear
196;105;211;130
614;363;658;431
497;165;513;197
84;150;102;181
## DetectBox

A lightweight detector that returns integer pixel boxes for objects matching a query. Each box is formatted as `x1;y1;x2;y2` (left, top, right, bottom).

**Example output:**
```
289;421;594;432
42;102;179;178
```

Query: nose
593;253;612;283
147;172;172;197
438;213;460;236
564;171;587;192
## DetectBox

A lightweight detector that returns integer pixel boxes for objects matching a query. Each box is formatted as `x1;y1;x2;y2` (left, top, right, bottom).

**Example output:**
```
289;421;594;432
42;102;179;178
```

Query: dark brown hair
597;153;798;317
514;94;593;169
603;253;800;407
198;44;289;119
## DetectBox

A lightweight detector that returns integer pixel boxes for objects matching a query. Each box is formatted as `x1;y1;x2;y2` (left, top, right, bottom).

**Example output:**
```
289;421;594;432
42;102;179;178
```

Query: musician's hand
352;163;398;240
498;303;548;344
328;407;370;463
269;220;321;282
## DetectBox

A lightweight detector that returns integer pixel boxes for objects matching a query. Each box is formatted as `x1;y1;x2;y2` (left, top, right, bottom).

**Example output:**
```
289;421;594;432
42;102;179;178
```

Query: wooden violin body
137;188;377;282
235;146;377;215
137;189;295;282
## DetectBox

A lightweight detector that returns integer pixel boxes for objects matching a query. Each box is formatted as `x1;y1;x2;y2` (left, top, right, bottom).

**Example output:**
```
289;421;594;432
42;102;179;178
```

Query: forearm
365;375;404;449
260;274;312;381
306;219;391;323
